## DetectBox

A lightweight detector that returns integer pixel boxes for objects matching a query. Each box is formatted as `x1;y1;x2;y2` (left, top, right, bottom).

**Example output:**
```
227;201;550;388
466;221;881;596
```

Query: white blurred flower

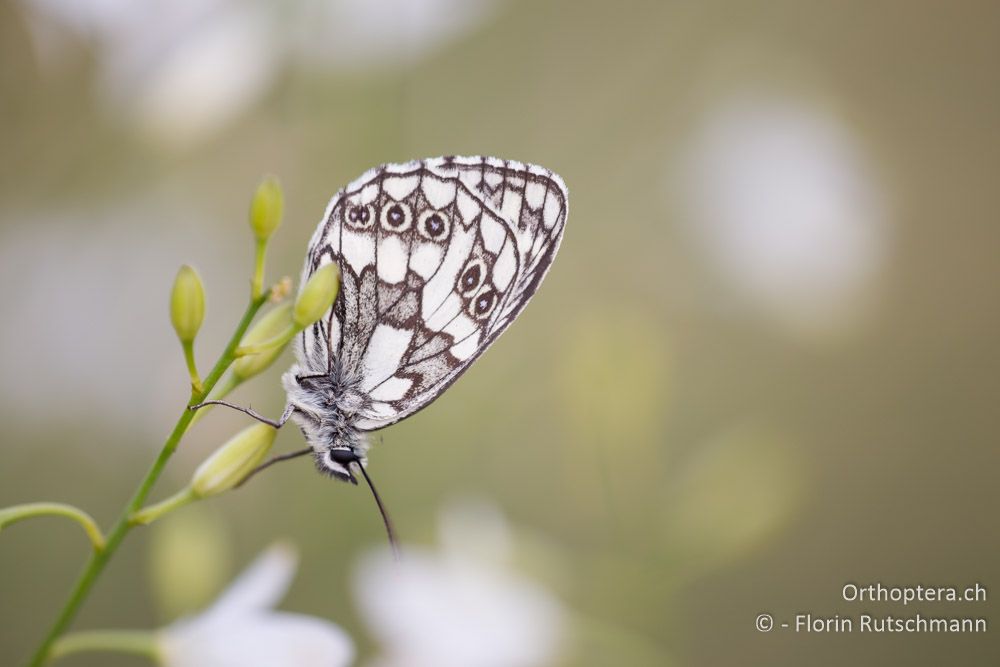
289;0;501;70
677;93;890;337
158;543;354;667
19;0;502;147
21;0;275;148
354;500;566;667
129;8;276;149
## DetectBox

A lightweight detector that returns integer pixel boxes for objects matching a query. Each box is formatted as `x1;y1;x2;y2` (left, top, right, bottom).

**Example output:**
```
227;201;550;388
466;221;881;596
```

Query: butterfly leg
189;400;295;429
236;446;312;489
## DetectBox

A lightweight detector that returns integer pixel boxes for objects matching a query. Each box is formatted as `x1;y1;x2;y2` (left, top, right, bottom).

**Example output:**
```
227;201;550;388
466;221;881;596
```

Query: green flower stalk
51;630;158;662
249;176;283;299
170;265;206;393
26;177;284;667
129;488;197;527
0;503;105;551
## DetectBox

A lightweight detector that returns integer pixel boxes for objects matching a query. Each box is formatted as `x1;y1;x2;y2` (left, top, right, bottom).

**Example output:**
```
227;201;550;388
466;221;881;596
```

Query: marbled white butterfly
203;156;567;547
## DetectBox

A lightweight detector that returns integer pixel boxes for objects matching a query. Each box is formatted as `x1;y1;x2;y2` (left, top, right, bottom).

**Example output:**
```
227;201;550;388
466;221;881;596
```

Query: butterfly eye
458;259;487;296
418;210;450;241
328;448;358;465
345;204;375;229
380;202;412;232
469;289;498;320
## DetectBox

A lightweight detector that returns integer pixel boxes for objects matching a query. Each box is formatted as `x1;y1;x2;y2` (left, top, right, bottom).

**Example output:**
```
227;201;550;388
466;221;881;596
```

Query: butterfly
200;156;567;548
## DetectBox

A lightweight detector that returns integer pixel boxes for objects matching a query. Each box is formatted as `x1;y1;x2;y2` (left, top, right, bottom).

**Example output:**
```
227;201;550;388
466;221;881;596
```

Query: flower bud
170;265;205;344
231;303;294;382
191;423;276;497
249;176;283;242
293;263;340;329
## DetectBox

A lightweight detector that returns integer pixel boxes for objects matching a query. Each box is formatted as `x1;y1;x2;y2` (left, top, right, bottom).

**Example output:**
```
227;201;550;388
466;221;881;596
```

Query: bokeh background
1;1;998;665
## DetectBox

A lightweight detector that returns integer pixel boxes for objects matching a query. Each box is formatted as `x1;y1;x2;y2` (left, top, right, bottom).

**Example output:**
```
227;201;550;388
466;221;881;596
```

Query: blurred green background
1;1;997;665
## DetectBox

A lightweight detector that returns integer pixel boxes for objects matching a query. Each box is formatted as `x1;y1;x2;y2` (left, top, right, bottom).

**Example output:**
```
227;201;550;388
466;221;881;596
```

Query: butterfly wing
296;156;567;430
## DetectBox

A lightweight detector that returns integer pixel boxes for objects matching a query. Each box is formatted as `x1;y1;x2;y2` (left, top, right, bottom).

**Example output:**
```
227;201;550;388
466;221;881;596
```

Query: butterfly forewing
297;156;567;430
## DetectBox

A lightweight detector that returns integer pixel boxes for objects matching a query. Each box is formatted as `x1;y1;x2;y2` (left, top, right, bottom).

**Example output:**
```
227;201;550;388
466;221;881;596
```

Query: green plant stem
187;371;239;429
251;239;267;299
181;341;205;393
50;630;158;662
181;340;203;394
130;487;197;526
0;503;106;551
26;295;267;667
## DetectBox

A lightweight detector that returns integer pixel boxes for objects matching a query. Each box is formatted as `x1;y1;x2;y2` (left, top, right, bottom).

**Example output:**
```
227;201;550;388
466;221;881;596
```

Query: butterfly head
316;445;367;484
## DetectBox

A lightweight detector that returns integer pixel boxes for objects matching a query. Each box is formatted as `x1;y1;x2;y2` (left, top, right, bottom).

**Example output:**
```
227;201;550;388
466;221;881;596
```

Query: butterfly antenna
352;462;401;561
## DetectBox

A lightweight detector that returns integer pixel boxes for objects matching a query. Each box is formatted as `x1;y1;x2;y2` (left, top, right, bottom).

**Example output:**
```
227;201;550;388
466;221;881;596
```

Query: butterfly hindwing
297;156;567;430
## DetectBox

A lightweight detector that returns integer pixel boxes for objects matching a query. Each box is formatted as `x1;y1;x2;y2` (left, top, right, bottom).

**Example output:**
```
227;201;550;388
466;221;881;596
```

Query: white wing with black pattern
295;156;567;431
